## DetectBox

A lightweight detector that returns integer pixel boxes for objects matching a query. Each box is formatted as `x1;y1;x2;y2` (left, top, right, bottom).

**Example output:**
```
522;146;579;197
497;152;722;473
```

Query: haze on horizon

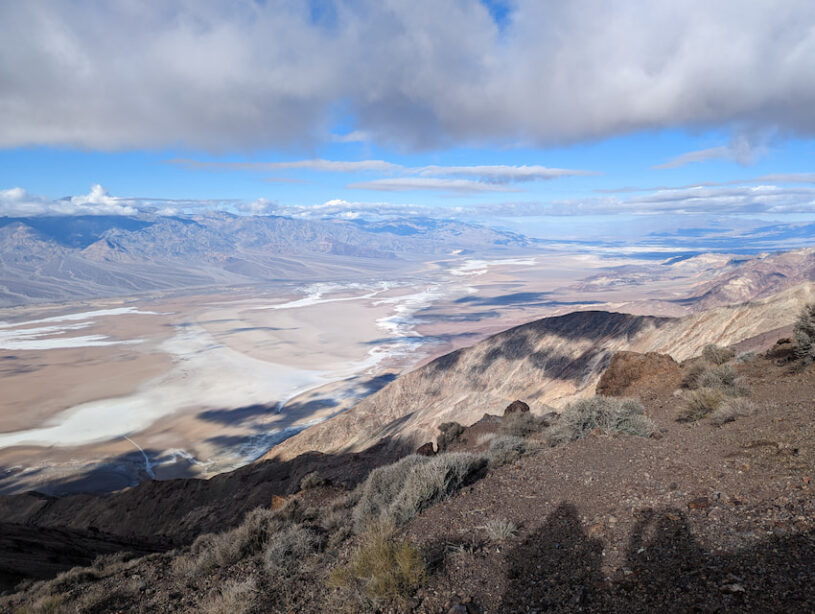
0;0;814;247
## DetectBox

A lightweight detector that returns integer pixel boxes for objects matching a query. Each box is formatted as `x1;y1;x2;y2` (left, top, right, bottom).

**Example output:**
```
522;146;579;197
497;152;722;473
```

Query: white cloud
0;185;138;216
1;2;813;150
347;177;521;193
417;164;597;183
167;158;402;173
477;184;815;217
654;135;768;169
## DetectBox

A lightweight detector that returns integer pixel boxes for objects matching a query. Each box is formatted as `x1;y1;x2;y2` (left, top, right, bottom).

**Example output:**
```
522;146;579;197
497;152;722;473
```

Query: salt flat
0;251;727;494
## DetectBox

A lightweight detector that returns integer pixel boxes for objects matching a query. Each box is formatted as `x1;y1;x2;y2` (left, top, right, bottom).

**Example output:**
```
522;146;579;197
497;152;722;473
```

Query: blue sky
1;1;814;244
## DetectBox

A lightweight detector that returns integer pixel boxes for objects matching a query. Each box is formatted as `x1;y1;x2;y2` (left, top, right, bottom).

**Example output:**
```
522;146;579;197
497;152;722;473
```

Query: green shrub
328;526;426;606
710;397;757;426
736;351;756;363
702;344;735;365
548;396;656;446
352;453;487;531
793;303;815;363
677;387;726;422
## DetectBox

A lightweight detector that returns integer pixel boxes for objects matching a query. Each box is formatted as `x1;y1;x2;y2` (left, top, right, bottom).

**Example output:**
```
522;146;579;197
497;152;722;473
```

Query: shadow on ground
499;502;815;613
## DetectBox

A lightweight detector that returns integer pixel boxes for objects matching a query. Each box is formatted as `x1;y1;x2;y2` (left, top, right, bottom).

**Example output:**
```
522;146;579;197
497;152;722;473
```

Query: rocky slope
270;281;815;458
2;330;814;612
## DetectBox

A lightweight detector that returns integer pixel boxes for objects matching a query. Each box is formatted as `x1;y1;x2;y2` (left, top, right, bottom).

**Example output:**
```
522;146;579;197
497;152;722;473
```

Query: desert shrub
695;364;748;396
793;303;815;363
299;471;327;490
200;578;257;614
499;411;546;438
683;363;749;397
736;351;757;363
681;362;707;389
352;455;427;533
710;397;757;426
90;551;135;573
74;577;143;612
702;344;735;365
475;432;496;446
42;567;99;594
482;519;517;542
263;524;319;575
388;453;488;526
176;507;281;577
488;435;527;467
677;387;726;422
328;526;426;606
13;596;64;614
436;422;465;451
352;453;487;531
548;396;656;446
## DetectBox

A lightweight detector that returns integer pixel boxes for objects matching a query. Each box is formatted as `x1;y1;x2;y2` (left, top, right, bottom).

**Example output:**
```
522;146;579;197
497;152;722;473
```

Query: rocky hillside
271;281;815;458
2;321;814;612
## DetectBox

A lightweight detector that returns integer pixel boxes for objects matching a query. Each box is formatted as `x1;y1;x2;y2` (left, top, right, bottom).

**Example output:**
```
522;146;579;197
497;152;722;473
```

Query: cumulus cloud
1;1;814;150
0;185;138;217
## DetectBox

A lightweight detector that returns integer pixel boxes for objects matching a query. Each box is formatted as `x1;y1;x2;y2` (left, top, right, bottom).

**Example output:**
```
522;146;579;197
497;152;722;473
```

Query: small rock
719;583;746;594
688;497;710;511
448;606;468;614
416;442;436;456
504;400;530;415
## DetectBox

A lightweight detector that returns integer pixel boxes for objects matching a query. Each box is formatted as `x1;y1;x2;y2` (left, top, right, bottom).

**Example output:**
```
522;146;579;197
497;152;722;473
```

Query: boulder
596;351;681;397
503;400;530;415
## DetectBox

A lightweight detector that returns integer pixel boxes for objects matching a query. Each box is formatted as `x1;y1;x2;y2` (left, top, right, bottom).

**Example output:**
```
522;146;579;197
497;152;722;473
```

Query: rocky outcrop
596;351;681;397
504;400;530;415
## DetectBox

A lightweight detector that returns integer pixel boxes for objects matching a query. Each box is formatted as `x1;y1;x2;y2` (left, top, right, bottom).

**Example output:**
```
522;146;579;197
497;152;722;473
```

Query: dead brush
710;397;757;426
481;519;517;542
547;396;656;445
327;522;426;608
702;344;735;365
677;387;726;422
199;578;257;614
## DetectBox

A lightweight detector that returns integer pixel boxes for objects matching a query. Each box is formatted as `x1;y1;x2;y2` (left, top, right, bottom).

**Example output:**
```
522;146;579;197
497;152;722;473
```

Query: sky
1;1;814;245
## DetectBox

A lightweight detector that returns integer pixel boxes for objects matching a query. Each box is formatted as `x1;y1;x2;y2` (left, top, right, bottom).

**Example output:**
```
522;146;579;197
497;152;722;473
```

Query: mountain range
0;214;529;306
